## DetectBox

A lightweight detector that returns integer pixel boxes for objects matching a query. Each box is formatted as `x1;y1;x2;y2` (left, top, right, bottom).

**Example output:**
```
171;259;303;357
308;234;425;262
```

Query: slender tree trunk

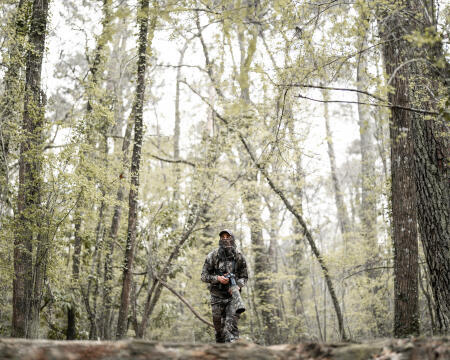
323;93;352;237
116;0;153;339
66;211;81;340
310;265;324;342
102;113;133;339
173;41;188;202
418;264;436;334
355;11;385;335
238;24;278;346
356;37;377;249
12;0;49;339
380;4;419;337
66;0;113;340
287;114;306;339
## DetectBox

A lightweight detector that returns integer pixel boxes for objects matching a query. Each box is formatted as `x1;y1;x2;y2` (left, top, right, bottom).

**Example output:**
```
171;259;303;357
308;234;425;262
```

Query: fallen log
0;337;447;359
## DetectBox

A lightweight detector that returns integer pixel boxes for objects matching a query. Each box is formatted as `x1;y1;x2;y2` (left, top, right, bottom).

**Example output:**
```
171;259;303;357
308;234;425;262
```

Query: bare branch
280;83;386;102
342;266;393;281
149;154;195;167
295;94;438;115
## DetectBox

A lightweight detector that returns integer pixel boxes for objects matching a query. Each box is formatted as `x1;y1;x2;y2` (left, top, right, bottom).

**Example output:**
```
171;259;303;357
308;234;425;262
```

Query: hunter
201;229;248;343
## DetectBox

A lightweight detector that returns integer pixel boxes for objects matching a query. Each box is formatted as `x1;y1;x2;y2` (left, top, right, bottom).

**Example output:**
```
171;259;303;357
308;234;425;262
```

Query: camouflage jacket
201;248;248;298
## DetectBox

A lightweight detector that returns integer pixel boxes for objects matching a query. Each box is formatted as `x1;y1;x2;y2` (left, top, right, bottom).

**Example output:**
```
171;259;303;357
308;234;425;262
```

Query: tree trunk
66;0;113;340
356;35;377;249
0;0;30;217
12;0;49;339
173;41;188;203
287;105;306;340
237;22;278;345
407;0;450;333
380;4;419;337
66;211;81;340
116;0;153;339
323;93;352;237
354;9;385;335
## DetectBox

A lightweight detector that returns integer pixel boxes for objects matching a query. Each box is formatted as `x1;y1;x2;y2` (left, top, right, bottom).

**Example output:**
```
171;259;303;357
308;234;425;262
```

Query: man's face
220;233;233;247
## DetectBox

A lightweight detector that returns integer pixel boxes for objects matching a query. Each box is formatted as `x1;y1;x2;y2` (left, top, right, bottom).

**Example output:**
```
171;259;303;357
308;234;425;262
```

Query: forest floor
0;336;448;359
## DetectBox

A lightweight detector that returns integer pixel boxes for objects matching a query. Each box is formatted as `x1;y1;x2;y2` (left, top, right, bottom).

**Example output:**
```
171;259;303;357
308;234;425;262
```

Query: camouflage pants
211;295;240;343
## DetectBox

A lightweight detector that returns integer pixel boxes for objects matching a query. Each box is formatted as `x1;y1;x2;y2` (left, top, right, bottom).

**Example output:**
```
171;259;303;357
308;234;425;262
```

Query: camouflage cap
219;229;234;239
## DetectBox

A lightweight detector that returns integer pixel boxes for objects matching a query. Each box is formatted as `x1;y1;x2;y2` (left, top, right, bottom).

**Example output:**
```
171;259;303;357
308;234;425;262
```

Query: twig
149;154;195;167
296;94;438;115
155;63;207;73
280;83;385;102
342;266;393;281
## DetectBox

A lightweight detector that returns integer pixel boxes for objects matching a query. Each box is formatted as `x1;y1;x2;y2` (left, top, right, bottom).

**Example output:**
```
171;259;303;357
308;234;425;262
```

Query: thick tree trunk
0;0;30;217
406;0;449;333
1;337;448;360
116;0;153;339
413;106;449;332
12;0;49;339
380;4;419;337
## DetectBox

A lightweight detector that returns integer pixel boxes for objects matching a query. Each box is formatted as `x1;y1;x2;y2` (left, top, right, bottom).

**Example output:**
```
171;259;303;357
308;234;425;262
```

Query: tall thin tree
116;0;154;339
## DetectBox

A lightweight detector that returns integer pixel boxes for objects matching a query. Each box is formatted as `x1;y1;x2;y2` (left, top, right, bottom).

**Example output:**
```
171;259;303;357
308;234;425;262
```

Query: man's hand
217;274;229;285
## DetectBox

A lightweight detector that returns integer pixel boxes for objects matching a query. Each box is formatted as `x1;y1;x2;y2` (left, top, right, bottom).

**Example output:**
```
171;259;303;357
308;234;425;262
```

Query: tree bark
102;34;134;336
12;0;49;339
1;337;448;360
116;0;153;339
0;0;30;217
380;3;420;337
406;0;450;333
66;211;81;340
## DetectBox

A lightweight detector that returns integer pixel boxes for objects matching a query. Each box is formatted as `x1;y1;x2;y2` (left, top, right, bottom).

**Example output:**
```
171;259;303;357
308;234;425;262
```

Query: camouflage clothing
211;295;240;343
201;248;248;298
201;230;248;343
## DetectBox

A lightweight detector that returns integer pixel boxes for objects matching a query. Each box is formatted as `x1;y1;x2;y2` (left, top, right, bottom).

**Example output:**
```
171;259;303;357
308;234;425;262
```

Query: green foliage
1;0;446;342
